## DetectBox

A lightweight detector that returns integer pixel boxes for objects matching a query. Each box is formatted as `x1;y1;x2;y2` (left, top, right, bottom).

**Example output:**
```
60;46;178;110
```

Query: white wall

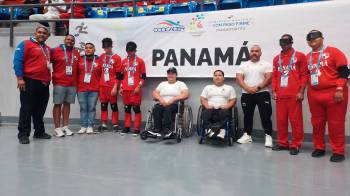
1;36;350;135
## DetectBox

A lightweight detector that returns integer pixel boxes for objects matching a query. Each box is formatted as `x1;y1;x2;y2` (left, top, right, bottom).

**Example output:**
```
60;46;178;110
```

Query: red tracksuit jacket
98;53;122;88
51;45;80;87
306;46;348;90
272;48;308;98
77;55;101;92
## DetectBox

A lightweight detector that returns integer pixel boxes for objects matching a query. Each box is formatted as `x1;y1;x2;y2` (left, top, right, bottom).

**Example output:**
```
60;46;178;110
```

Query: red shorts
99;86;117;104
122;90;142;105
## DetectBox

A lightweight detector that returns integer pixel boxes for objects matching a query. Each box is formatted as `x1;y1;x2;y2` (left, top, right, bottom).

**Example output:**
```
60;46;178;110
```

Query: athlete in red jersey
112;42;146;136
51;35;80;137
76;42;101;134
271;34;307;155
97;38;122;132
306;30;349;162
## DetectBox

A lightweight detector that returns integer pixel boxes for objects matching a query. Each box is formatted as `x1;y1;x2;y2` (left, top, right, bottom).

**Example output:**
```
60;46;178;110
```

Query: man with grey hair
236;44;273;147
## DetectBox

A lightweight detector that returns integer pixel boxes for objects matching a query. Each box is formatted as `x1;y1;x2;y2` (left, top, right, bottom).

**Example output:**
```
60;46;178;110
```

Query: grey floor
0;124;350;196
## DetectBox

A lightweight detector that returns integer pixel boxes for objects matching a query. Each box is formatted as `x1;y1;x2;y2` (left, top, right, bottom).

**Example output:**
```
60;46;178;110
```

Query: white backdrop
70;0;350;77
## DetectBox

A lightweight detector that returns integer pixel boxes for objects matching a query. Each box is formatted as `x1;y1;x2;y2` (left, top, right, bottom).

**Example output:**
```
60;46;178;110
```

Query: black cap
102;37;113;48
306;30;323;41
167;67;177;75
126;41;137;52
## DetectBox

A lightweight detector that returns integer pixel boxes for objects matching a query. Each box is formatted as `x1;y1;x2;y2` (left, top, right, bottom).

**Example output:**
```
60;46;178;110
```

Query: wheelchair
196;105;239;146
140;101;193;143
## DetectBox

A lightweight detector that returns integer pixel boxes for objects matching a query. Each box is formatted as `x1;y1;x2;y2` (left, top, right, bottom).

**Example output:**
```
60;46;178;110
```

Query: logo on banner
153;20;185;33
209;15;254;32
74;22;88;37
189;13;205;37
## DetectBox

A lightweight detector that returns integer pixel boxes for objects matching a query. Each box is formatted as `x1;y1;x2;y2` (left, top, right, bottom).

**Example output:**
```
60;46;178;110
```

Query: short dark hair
65;34;75;40
214;70;224;77
126;41;137;52
102;37;113;48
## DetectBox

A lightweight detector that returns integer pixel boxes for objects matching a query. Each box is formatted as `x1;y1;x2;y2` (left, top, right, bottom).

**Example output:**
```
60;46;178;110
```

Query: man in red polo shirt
112;41;146;136
306;30;349;162
51;34;79;137
97;38;122;132
13;26;52;144
271;34;307;155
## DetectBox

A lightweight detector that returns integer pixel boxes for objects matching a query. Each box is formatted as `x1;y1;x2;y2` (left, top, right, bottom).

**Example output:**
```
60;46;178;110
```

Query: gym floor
0;124;349;196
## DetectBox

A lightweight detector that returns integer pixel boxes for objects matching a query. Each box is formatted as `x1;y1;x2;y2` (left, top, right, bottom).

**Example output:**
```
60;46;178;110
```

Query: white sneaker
78;127;87;134
62;126;74;136
54;127;65;137
86;126;94;134
237;133;252;144
217;129;225;139
265;134;273;148
206;129;215;138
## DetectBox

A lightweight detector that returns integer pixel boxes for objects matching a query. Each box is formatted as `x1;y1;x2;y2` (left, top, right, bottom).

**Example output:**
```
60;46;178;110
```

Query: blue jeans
77;92;99;128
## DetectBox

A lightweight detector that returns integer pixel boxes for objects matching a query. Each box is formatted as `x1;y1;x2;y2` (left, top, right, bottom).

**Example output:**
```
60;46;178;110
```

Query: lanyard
62;45;75;67
39;45;50;63
103;53;113;68
309;46;325;73
127;55;137;77
84;56;95;74
278;50;296;76
32;37;50;63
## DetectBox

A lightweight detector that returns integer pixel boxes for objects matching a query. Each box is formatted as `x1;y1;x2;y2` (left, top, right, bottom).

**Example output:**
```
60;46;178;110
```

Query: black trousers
153;103;178;132
18;78;49;139
202;108;230;130
241;91;272;136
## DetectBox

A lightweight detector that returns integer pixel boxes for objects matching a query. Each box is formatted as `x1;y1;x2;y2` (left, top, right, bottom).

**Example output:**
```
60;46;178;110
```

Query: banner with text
70;0;350;77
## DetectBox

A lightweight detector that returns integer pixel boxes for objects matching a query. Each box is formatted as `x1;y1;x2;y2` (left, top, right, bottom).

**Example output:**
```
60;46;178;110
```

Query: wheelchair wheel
176;128;182;143
228;137;233;146
182;105;193;137
144;109;154;132
196;105;204;136
232;107;239;141
140;131;148;140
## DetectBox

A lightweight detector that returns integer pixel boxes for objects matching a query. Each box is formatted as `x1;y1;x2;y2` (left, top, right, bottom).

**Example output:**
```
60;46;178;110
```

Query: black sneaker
330;154;345;162
120;127;130;136
19;137;30;144
98;124;108;132
311;149;325;158
112;125;122;132
289;147;299;155
132;130;140;137
272;145;289;151
33;133;52;139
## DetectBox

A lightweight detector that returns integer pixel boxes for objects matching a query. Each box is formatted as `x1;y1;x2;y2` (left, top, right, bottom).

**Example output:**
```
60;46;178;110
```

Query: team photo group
13;25;349;163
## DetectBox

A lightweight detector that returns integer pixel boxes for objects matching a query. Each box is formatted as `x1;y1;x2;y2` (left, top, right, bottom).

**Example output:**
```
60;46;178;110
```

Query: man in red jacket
97;38;122;132
51;34;80;137
306;30;349;162
113;42;146;136
271;34;307;155
13;26;52;144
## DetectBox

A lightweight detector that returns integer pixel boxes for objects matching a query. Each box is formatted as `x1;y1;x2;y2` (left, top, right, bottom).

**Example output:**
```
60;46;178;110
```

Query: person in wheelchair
149;67;189;138
200;70;237;139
